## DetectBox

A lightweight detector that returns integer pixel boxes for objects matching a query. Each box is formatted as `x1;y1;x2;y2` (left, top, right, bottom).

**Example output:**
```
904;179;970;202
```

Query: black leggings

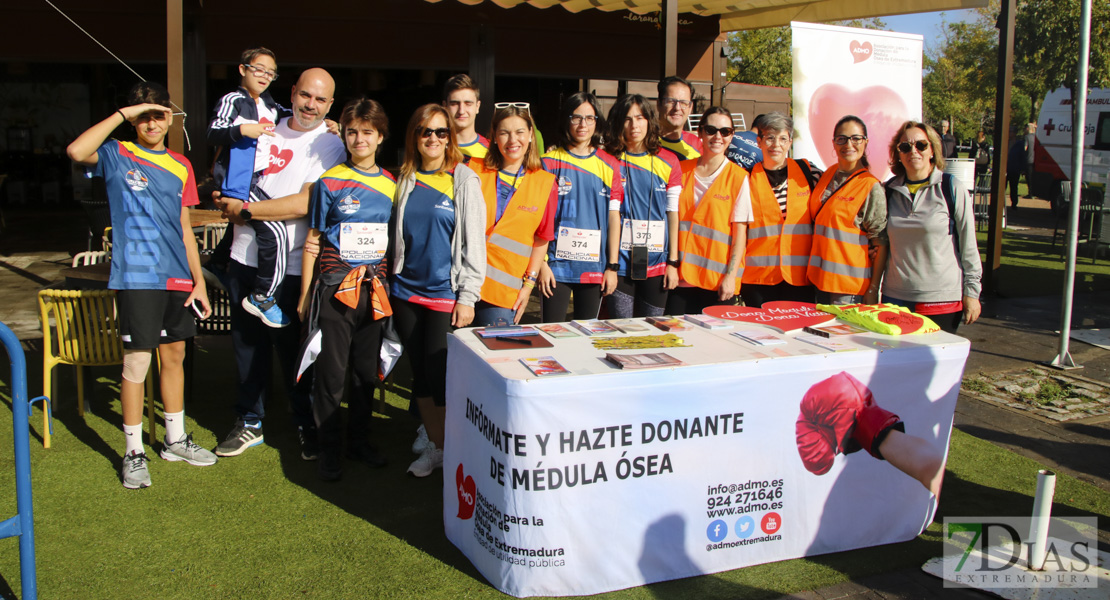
664;286;726;315
740;282;815;307
606;275;668;318
391;299;453;407
541;282;603;322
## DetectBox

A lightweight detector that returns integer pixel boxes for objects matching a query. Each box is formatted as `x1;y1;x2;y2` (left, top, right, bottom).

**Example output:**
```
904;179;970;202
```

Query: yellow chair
38;289;156;449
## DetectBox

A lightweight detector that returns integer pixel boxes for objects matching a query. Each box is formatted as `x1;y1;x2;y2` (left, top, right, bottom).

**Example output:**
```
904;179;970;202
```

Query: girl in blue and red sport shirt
538;92;623;322
66;81;214;489
603;94;683;318
390;104;486;478
298;98;396;481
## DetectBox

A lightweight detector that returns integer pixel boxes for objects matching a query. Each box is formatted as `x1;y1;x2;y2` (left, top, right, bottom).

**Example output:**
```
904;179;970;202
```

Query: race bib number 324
339;222;387;262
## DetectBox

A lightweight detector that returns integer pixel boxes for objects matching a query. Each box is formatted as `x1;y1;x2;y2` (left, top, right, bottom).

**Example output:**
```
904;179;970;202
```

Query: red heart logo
263;146;293;176
849;40;873;64
807;83;909;180
456;464;476;520
876;310;925;333
704;301;834;333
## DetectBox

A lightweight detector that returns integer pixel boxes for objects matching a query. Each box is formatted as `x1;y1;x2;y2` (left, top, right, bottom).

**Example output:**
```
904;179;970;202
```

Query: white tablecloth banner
444;334;969;597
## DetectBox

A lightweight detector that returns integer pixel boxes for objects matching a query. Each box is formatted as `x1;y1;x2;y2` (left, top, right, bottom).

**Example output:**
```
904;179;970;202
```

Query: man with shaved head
215;68;345;459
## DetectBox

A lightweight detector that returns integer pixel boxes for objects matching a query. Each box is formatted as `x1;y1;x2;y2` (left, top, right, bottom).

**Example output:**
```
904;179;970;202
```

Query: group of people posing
66;46;982;488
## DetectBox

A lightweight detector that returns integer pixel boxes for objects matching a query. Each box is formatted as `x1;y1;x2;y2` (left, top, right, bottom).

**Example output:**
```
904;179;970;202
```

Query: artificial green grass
0;350;1106;599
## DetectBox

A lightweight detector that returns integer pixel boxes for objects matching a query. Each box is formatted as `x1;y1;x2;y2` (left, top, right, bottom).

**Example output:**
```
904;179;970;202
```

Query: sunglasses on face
898;140;931;154
833;135;867;146
420;127;450;140
702;125;734;138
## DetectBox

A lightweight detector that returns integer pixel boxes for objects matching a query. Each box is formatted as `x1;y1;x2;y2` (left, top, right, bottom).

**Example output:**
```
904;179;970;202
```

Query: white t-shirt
678;160;753;288
691;159;753;223
230;117;345;276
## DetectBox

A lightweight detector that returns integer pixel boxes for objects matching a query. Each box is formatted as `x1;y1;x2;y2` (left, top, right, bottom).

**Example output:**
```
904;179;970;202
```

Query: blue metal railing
0;322;40;599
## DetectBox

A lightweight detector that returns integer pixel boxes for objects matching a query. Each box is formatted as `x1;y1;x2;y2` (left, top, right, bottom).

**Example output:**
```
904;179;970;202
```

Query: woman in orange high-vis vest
741;112;821;308
474;104;558;325
665;106;752;315
807;115;888;305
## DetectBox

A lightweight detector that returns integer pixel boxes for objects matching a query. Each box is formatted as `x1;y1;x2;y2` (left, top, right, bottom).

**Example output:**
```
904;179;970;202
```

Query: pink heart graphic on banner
704;301;834;333
849;40;873;64
263;146;293;176
456;464;476;520
807;83;909;179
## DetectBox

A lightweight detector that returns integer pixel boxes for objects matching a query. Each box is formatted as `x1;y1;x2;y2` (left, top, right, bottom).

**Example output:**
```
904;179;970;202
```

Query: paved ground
3;200;1108;599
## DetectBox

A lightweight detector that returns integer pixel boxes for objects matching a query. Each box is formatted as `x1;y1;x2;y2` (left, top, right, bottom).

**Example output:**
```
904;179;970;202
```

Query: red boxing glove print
795;372;904;475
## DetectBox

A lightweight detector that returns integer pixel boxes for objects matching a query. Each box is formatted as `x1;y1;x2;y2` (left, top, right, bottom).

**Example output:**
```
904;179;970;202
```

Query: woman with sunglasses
740;112;821;307
537;92;623;321
603;94;682;317
882;121;982;332
807;115;888;305
664;106;752;314
473;103;558;326
391;104;486;477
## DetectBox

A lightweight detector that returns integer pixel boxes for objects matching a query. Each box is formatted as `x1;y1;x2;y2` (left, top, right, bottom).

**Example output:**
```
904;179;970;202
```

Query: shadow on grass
956;423;1110;490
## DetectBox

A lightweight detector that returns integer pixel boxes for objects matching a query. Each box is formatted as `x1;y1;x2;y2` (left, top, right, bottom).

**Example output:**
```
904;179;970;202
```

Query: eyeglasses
761;134;792;147
569;114;599;125
242;63;278;81
834;135;867;146
660;98;692;109
897;140;931;154
494;102;530;111
703;125;734;138
420;127;450;140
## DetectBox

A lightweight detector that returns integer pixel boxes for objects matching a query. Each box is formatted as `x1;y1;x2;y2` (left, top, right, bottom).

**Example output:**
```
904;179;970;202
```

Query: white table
443;322;970;597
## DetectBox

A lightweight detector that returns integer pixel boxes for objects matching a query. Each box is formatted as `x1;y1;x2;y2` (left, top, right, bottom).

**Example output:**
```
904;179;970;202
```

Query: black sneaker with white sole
215;423;264;457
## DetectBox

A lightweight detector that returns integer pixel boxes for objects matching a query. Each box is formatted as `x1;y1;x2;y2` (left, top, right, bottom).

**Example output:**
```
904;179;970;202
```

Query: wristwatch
605;263;620;272
239;206;253;222
667;259;681;268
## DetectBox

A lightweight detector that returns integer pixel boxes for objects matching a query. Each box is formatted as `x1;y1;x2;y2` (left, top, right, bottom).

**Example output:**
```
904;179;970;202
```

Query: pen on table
495;335;533;345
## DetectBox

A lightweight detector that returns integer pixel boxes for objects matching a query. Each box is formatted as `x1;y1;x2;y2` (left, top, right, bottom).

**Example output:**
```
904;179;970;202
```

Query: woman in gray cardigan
390;103;486;477
882;121;982;333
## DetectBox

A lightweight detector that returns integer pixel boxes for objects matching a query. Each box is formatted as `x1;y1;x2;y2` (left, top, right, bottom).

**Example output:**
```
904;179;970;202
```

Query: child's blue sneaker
241;294;291;328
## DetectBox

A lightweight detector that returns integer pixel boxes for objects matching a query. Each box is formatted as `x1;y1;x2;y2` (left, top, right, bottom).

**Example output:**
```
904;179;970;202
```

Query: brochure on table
444;318;971;597
453;316;953;380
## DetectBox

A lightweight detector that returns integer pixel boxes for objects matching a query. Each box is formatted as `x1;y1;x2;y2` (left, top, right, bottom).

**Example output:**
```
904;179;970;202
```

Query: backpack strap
941;172;959;249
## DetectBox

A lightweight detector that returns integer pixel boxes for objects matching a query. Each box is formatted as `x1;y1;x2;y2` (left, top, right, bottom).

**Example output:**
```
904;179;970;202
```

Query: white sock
123;423;144;456
164;410;185;445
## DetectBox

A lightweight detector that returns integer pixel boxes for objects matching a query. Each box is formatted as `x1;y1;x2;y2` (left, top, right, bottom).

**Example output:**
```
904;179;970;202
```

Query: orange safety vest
807;168;879;296
476;165;556;308
676;159;746;291
743;160;813;286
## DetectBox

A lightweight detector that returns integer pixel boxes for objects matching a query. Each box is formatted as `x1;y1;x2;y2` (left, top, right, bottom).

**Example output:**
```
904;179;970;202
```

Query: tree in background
1014;0;1110;120
725;18;887;90
923;9;999;144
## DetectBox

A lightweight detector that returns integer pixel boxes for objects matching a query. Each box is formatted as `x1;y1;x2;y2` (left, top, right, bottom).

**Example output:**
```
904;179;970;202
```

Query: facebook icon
706;519;728;542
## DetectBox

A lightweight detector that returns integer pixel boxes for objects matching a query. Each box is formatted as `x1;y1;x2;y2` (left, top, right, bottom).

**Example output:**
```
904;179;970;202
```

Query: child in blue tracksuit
207;47;292;328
